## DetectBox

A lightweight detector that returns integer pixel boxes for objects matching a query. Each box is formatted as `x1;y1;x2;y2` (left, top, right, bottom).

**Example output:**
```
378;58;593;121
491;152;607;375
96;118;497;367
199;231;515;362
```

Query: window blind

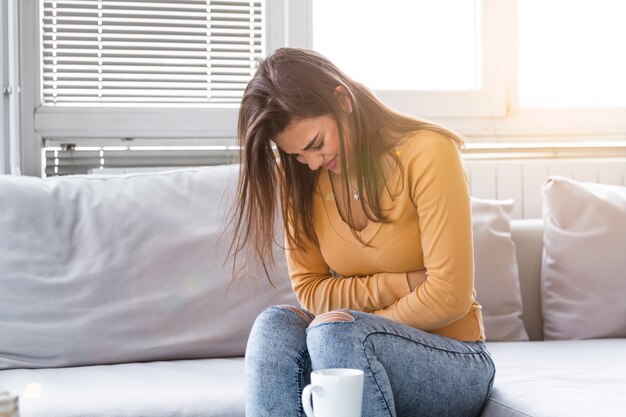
43;139;240;176
42;0;263;105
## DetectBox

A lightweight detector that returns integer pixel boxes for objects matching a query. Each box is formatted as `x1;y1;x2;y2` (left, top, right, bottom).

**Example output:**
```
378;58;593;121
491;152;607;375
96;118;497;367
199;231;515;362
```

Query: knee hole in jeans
308;309;355;328
274;304;313;324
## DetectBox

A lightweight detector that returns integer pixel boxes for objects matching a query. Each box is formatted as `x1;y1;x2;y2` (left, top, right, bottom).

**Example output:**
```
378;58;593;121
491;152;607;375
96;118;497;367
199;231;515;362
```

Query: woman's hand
407;269;428;291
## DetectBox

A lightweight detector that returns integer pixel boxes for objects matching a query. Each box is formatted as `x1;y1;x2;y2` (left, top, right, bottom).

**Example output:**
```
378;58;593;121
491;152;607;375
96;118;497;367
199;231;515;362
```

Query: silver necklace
330;171;360;201
352;186;360;201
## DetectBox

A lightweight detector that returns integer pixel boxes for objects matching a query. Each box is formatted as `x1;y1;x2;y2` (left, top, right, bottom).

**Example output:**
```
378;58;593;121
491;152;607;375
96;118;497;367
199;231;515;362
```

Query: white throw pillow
541;176;626;340
471;197;529;341
0;166;298;370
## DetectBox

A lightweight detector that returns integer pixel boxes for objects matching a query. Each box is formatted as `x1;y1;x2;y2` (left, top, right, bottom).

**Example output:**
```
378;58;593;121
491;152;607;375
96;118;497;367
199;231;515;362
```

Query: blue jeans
245;305;496;417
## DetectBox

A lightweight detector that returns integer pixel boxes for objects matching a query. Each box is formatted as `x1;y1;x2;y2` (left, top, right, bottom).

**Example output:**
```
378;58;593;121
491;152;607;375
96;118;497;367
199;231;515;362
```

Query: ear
334;85;353;114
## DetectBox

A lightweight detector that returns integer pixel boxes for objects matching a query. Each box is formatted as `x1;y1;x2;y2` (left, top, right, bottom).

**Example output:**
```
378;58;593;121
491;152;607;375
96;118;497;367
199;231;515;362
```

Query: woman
230;47;495;417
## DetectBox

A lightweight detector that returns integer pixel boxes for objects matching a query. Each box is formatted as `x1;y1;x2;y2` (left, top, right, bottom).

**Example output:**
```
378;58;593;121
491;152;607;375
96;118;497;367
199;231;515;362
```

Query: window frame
302;0;508;119
18;0;626;177
2;0;21;175
297;0;626;142
33;0;278;139
20;0;292;175
0;0;5;175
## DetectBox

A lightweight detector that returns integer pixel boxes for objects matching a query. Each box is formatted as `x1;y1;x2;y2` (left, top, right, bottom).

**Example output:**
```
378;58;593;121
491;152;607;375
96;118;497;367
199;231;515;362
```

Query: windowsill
34;105;626;145
463;141;626;160
433;108;626;143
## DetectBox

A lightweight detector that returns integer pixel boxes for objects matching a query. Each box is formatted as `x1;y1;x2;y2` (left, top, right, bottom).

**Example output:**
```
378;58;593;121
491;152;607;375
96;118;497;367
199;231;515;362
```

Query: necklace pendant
353;189;360;201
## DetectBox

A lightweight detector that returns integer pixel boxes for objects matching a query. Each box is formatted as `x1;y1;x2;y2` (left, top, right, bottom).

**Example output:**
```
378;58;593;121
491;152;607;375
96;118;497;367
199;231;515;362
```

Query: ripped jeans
245;305;495;417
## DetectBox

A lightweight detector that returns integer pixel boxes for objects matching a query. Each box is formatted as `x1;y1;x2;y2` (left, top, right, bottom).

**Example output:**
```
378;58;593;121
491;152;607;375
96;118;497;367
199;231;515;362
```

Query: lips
323;156;337;171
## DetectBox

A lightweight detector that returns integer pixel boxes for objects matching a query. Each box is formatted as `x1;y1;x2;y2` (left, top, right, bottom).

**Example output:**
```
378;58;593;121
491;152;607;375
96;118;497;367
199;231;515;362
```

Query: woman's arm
286;232;413;315
372;133;475;330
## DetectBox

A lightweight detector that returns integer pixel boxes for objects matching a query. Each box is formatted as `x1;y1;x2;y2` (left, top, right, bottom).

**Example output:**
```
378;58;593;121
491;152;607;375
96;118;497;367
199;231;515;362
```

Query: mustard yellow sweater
285;131;485;342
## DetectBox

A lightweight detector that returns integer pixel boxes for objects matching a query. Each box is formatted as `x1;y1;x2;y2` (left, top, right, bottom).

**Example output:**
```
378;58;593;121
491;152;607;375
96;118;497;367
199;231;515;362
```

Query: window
301;0;625;148
313;0;481;92
16;0;626;177
518;0;626;108
41;0;262;105
35;0;265;176
310;0;506;118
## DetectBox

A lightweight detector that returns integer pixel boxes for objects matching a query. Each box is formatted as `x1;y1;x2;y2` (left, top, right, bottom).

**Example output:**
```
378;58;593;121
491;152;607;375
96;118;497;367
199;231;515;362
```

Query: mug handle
301;384;321;417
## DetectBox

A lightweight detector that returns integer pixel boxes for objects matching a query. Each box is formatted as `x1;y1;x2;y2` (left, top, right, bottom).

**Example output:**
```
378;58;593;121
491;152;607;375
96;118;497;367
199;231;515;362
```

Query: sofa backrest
0;166;547;372
510;218;544;341
0;166;299;370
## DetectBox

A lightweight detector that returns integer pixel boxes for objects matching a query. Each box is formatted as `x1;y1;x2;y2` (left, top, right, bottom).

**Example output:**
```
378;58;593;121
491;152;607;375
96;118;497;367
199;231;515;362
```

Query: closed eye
312;140;324;151
285;136;324;158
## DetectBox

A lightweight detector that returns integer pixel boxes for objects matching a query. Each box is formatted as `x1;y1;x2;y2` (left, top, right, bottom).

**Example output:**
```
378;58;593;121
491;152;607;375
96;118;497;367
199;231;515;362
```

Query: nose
298;153;325;171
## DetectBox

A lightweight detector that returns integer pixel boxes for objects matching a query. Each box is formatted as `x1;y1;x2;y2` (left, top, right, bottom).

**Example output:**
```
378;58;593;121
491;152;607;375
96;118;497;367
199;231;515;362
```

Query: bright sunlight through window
312;0;481;91
518;0;626;108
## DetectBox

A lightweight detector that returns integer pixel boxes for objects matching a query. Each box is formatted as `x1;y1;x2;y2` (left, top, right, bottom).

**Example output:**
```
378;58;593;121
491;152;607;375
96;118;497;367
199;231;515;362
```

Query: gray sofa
482;219;626;417
1;166;624;417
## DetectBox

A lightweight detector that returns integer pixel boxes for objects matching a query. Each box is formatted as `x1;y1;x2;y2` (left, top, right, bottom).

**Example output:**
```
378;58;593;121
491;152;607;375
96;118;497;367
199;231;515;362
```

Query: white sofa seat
483;339;626;417
5;340;626;417
0;358;246;417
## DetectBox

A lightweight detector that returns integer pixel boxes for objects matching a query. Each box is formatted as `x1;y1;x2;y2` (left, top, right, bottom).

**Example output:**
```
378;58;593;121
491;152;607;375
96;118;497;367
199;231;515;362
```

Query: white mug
301;368;364;417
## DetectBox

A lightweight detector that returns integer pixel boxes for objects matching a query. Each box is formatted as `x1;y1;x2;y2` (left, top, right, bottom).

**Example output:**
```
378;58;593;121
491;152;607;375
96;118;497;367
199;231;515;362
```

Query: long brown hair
229;47;463;282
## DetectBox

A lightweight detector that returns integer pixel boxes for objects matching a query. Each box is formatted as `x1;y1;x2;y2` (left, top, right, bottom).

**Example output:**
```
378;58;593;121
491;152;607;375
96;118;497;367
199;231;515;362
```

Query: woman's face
274;115;346;174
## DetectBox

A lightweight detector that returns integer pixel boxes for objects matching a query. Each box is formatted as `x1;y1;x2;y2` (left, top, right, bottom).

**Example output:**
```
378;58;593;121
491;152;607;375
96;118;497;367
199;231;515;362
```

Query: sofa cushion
471;197;528;341
0;166;298;370
0;358;245;417
541;176;626;340
483;339;626;417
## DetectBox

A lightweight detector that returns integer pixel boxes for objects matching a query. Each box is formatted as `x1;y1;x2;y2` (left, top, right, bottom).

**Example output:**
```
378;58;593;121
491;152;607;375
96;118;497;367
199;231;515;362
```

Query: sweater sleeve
372;133;475;330
285;227;411;315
